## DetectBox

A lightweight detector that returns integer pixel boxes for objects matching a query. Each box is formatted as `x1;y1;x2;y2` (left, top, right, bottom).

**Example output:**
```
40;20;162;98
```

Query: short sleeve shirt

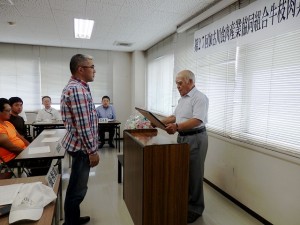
0;121;26;162
174;87;209;128
96;105;116;119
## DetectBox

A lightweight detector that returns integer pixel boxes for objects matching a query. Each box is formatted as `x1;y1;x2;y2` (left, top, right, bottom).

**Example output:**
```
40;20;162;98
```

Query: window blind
195;48;236;137
232;30;300;155
174;28;300;155
147;55;174;115
0;44;113;111
147;23;300;156
40;47;113;106
147;36;175;116
0;44;41;111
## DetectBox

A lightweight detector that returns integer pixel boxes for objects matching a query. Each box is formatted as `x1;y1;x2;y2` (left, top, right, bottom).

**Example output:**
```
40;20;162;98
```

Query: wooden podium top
124;129;178;146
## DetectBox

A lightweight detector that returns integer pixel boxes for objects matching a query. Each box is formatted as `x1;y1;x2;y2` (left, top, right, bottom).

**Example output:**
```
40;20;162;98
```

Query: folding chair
24;159;52;176
0;156;17;179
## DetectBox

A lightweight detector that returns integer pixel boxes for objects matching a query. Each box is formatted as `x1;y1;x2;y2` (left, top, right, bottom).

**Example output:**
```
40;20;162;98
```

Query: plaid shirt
60;76;98;155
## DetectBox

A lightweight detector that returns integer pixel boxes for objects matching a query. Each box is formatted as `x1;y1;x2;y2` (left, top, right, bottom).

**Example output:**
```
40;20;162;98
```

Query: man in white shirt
36;96;61;121
162;70;209;224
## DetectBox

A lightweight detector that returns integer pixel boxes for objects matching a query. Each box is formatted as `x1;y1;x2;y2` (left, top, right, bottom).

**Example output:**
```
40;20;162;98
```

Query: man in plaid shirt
61;54;100;225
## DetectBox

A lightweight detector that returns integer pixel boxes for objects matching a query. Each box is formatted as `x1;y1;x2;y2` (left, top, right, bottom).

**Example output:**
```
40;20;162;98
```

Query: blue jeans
64;151;90;225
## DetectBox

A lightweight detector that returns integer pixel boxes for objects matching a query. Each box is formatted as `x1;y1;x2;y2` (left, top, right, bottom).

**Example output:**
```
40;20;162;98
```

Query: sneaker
187;211;201;223
62;216;90;225
79;216;90;224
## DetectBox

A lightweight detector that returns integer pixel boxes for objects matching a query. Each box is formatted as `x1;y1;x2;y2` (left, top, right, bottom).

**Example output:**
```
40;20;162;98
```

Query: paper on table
41;137;60;142
42;130;56;135
34;121;53;124
28;146;51;154
0;184;23;205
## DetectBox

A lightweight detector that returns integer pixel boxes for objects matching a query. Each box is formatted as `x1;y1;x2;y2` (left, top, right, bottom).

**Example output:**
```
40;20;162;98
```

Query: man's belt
178;127;206;136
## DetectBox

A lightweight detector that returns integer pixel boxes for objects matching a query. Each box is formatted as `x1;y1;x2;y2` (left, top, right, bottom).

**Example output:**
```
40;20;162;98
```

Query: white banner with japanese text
194;0;300;56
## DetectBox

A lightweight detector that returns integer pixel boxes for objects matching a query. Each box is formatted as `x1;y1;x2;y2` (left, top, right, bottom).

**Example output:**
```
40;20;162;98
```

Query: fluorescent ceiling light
176;0;237;33
74;18;94;39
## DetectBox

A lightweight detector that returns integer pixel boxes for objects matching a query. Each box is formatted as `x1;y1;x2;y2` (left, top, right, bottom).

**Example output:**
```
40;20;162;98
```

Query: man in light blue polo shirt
162;70;209;224
96;96;116;148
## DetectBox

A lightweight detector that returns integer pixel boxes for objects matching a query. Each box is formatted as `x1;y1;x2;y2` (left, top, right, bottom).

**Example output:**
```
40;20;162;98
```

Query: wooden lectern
123;129;189;225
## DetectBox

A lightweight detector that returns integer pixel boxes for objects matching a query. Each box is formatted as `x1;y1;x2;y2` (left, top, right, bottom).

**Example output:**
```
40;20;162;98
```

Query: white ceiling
0;0;216;52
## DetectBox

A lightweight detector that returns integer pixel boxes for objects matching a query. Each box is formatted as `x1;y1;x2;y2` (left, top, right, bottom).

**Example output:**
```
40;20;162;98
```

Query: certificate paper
135;107;166;130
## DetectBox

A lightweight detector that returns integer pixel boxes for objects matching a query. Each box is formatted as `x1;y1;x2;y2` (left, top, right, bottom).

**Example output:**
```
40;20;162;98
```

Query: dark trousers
64;151;90;225
99;125;115;144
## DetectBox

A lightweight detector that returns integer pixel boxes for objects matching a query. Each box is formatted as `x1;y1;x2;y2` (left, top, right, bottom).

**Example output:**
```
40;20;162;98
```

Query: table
100;120;121;183
31;120;65;138
15;129;66;220
15;129;66;162
98;120;121;152
0;175;61;225
15;128;66;175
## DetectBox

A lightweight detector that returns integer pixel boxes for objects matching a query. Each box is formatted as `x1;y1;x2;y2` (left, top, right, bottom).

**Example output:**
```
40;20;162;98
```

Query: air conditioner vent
113;41;132;47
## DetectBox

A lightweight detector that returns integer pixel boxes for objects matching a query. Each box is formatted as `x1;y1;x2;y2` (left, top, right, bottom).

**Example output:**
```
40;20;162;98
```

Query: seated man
8;97;32;142
0;98;29;164
96;96;116;148
1;98;51;176
36;96;61;121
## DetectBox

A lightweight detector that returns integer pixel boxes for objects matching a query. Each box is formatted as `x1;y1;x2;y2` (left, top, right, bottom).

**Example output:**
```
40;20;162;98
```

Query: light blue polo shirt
96;105;116;120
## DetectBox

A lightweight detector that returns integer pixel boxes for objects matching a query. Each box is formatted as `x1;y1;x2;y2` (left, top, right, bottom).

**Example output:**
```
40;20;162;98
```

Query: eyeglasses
81;65;95;70
3;109;11;113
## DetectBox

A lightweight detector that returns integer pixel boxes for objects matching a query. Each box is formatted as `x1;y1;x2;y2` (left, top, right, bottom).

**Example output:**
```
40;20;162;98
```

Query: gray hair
70;54;93;74
176;70;195;83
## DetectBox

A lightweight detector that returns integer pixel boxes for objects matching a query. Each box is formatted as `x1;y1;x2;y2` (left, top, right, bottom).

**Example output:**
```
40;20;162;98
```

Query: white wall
131;51;146;111
112;51;133;136
155;122;300;225
106;50;147;136
205;134;300;225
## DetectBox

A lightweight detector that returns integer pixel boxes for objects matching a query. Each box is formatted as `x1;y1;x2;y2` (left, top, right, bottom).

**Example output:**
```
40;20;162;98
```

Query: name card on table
56;143;62;153
99;118;108;123
46;161;59;188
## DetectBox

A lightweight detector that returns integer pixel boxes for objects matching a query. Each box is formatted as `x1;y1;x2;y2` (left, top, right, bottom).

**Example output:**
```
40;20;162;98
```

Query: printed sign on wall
194;0;300;56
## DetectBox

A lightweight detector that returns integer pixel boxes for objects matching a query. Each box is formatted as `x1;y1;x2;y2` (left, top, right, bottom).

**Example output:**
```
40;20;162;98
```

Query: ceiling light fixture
74;18;94;39
176;0;237;33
